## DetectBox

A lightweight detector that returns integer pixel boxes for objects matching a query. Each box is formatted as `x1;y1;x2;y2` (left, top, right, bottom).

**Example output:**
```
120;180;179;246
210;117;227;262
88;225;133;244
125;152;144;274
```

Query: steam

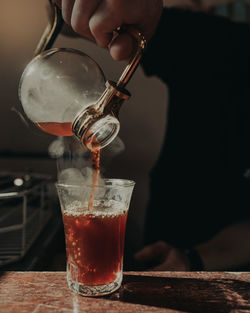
48;136;125;186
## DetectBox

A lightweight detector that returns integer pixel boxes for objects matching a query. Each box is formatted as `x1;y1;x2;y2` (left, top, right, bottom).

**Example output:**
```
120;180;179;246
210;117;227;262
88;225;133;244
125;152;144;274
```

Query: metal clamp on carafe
73;27;146;150
19;0;146;150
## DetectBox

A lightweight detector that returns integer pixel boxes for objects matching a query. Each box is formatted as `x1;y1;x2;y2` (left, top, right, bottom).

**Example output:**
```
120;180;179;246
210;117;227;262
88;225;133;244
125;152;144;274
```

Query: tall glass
56;179;135;296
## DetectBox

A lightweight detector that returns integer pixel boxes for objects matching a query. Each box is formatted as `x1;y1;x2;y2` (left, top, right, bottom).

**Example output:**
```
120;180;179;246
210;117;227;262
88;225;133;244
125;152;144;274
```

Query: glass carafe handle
71;26;147;150
116;26;147;89
33;0;64;57
28;0;147;150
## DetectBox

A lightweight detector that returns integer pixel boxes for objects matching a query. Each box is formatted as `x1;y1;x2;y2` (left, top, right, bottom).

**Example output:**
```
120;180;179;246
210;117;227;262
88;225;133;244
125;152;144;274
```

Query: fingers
70;0;99;40
109;32;135;61
134;241;190;271
54;0;161;61
61;0;74;26
57;0;134;59
88;1;121;48
134;241;170;263
151;248;190;271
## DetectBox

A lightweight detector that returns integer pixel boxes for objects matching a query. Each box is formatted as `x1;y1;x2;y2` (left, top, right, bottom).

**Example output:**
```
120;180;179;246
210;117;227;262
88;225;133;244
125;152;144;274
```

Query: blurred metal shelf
0;172;54;266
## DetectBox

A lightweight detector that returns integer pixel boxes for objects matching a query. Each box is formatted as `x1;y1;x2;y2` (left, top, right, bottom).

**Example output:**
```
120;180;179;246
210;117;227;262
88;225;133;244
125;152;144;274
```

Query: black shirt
141;8;250;248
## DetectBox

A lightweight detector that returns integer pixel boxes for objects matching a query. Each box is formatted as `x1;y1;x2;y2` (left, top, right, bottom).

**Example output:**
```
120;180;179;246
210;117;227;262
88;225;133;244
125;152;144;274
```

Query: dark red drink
63;206;127;286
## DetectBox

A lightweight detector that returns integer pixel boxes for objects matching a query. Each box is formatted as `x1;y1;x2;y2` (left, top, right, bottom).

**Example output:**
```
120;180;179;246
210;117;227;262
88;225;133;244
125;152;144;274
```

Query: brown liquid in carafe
35;122;73;136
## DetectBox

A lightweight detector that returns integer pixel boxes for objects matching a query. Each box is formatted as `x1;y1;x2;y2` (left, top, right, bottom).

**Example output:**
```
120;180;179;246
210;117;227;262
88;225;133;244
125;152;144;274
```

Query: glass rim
84;114;120;150
56;178;135;189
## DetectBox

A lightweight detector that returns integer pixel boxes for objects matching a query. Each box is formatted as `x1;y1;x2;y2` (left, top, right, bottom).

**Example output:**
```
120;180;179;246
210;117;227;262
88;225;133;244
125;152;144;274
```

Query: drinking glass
56;179;135;296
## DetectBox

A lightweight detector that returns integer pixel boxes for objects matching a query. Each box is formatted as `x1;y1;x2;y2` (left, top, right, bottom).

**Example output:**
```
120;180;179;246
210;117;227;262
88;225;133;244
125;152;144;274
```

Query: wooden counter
0;271;250;313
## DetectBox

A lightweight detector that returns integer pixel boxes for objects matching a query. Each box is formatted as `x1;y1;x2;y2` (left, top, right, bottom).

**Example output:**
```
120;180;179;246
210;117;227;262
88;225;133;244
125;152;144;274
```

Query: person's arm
135;220;250;271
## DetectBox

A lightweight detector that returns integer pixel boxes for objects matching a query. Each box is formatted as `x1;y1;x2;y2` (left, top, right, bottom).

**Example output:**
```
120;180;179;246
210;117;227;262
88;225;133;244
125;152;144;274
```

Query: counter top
0;271;250;313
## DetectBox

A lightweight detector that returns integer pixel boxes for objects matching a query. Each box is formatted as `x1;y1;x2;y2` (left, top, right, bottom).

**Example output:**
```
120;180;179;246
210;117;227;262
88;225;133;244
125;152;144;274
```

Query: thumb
134;241;170;263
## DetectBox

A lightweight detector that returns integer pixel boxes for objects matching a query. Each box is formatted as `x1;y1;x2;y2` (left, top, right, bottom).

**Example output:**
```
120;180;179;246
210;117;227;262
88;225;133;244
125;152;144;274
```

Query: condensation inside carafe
19;48;106;137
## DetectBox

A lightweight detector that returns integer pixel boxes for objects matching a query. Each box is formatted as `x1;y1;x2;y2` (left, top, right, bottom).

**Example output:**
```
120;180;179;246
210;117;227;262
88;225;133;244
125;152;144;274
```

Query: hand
134;241;190;271
54;0;163;61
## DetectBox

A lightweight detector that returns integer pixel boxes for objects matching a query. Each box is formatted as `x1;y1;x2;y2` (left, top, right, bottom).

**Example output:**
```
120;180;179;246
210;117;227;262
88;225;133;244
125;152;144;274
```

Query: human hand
134;241;190;271
53;0;163;61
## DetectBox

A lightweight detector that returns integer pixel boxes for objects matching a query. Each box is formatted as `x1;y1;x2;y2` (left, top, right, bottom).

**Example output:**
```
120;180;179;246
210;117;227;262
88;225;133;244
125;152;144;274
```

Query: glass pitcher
19;1;146;150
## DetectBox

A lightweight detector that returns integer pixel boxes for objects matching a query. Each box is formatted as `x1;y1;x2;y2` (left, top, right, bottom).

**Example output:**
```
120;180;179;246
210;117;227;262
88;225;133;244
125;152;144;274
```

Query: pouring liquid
88;146;100;213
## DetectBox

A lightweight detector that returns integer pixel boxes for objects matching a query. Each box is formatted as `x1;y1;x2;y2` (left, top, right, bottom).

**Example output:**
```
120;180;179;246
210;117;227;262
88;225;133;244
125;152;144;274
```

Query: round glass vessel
19;48;120;149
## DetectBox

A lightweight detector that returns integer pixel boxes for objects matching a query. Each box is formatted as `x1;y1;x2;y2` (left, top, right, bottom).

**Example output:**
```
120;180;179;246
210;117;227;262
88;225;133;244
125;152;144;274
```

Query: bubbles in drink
63;200;126;217
62;201;127;286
